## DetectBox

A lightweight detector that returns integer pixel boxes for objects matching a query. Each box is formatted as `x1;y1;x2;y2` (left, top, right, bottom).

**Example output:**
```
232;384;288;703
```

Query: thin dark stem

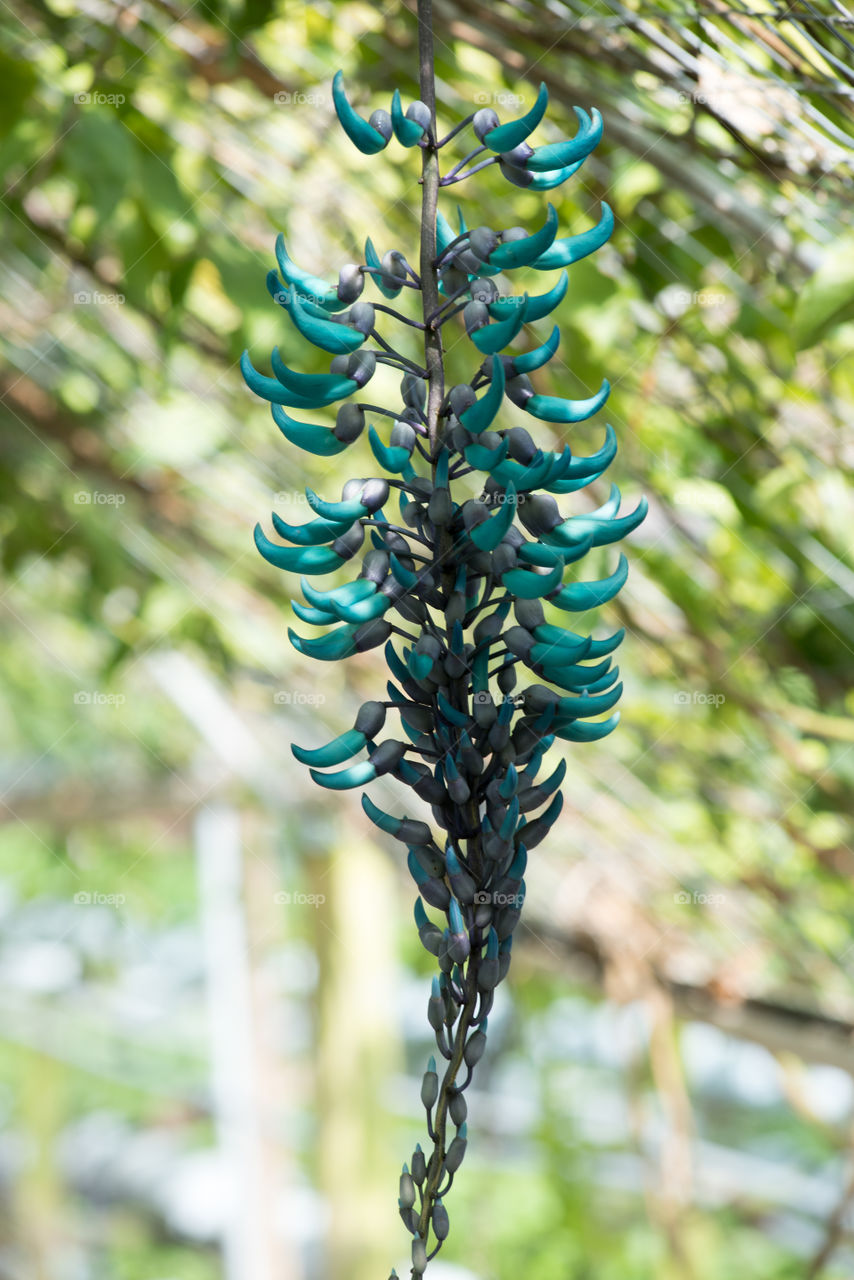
441;156;499;186
418;0;444;467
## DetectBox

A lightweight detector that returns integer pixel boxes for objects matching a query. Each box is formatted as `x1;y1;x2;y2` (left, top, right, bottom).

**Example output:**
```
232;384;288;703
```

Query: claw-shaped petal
550;554;629;610
526;107;604;171
292;728;368;767
487;205;558;270
255;525;345;575
271;509;352;546
332;71;390;154
288;623;358;660
459;357;505;435
531;203;614;270
282;286;367;355
502;561;564;599
553;712;621;742
391;89;427;146
489;272;567;323
510;325;561;375
471;484;517;550
481;82;548;151
310;761;378;789
270;403;349;456
469;298;528;354
273;236;343;311
523;380;610;424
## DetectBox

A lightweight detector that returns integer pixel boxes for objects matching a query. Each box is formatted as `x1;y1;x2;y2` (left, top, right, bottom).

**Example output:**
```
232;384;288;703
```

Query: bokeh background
2;0;854;1277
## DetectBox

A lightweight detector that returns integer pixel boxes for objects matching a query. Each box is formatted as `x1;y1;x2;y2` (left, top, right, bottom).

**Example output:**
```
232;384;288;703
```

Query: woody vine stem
410;5;482;1264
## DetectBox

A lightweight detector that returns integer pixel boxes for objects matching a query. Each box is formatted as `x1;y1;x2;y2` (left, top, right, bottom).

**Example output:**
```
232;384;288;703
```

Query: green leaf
794;236;854;348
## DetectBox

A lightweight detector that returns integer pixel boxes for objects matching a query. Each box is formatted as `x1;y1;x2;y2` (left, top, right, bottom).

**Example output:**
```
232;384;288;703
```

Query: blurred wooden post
195;802;298;1280
313;823;401;1280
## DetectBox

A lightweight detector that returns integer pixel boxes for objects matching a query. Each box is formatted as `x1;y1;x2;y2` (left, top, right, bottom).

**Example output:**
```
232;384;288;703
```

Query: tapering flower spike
242;42;646;1276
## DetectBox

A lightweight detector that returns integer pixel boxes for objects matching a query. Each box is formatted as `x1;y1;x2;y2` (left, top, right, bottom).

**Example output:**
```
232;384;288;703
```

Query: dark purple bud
348;301;375;334
470;276;499;305
514;598;545;629
355;700;386;736
333;401;365;443
505;373;534;407
332;522;365;559
464;299;490;335
346;349;376;386
353;619;392;652
469;226;499;261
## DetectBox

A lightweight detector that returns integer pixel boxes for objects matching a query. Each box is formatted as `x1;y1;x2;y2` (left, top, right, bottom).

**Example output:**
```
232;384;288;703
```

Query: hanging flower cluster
243;68;645;1278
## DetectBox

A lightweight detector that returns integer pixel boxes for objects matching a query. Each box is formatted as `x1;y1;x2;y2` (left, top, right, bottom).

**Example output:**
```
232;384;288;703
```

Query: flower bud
368;107;393;140
432;1198;450;1241
399;1164;416;1209
427;983;444;1035
337;262;364;303
443;1132;467;1174
412;1237;427;1274
448;1089;467;1126
464;1028;487;1067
